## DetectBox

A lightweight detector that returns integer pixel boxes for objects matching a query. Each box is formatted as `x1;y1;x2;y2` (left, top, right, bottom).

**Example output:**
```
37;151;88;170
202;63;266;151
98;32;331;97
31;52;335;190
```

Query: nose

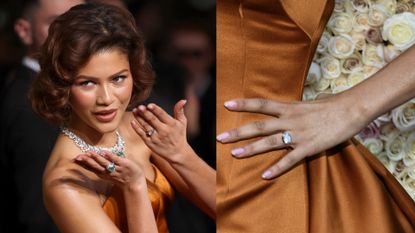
96;84;114;106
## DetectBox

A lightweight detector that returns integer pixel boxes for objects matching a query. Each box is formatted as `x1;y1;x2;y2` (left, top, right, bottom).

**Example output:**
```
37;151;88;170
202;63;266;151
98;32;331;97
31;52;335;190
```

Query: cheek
118;79;134;103
70;88;95;111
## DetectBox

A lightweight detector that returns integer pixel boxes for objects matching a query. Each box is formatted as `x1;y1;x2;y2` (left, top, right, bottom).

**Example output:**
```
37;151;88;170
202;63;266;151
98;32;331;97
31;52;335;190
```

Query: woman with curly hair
30;3;215;232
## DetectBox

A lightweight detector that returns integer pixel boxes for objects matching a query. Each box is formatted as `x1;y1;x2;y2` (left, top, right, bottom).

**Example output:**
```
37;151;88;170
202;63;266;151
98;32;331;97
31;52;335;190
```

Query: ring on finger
146;129;155;137
106;162;116;173
281;131;293;145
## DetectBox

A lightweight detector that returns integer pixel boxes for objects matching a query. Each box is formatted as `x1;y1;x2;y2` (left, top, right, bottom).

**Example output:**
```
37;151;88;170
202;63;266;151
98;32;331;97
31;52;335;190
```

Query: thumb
174;99;187;123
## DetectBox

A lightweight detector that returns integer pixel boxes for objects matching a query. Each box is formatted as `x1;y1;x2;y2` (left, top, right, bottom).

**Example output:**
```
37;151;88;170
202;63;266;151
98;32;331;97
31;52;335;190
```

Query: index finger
224;98;285;116
147;103;174;124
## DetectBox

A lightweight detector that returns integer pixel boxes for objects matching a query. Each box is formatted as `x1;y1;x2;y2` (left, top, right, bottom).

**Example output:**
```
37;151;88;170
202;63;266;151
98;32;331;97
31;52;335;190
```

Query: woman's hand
131;100;192;163
74;152;145;189
217;95;369;179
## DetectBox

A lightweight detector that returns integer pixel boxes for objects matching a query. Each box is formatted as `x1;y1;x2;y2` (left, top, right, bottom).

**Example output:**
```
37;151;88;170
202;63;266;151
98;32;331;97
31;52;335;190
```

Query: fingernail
231;147;245;156
262;170;272;179
216;132;230;142
148;104;154;109
224;101;237;109
75;156;83;161
139;105;146;111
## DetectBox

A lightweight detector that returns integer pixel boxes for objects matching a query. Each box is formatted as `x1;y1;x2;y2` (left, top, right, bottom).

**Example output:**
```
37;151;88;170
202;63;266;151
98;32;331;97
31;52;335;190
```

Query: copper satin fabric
102;165;173;232
217;0;415;232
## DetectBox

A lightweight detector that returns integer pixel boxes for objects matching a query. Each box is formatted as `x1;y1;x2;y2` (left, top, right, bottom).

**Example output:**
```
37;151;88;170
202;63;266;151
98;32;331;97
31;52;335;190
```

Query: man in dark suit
0;1;83;232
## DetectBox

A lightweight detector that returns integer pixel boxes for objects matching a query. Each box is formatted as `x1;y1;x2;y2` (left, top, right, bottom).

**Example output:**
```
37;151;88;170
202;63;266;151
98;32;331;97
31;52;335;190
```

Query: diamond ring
281;131;293;145
146;129;155;137
106;162;116;173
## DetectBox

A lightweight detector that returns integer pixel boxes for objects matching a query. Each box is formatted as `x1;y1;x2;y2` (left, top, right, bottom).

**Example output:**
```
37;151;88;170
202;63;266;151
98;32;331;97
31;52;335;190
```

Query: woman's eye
113;75;126;83
79;80;95;86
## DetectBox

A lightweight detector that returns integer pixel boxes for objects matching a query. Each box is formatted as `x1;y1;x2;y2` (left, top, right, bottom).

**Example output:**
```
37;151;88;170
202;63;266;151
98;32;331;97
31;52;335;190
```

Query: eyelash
77;75;127;87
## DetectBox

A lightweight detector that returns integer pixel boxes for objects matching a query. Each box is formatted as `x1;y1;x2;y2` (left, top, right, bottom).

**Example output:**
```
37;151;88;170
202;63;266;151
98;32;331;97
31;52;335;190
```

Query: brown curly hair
29;3;155;124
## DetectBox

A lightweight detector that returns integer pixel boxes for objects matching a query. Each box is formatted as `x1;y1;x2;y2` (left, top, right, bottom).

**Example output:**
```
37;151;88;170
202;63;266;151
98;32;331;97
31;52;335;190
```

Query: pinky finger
261;148;306;180
131;120;147;139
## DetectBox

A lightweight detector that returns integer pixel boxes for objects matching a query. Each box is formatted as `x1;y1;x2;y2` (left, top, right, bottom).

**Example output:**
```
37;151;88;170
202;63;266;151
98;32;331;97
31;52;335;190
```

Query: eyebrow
76;69;129;80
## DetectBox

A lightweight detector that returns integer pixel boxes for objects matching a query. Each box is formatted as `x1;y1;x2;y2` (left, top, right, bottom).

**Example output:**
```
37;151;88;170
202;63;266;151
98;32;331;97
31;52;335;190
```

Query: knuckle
265;134;279;147
257;98;268;110
253;120;266;131
229;128;240;138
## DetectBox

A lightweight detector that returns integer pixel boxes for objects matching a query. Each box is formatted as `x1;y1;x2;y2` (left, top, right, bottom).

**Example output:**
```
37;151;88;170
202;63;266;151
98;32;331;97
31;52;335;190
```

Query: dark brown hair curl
29;3;155;123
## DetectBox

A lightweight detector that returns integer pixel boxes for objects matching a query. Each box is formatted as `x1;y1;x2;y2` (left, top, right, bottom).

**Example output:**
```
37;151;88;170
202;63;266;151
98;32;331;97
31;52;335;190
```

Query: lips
93;109;117;122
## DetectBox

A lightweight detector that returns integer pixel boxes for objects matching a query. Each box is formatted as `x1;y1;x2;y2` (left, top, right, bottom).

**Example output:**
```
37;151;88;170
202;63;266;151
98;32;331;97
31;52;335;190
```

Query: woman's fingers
75;153;106;173
147;103;174;124
224;98;285;116
261;148;306;179
134;105;166;132
230;132;294;158
217;118;282;143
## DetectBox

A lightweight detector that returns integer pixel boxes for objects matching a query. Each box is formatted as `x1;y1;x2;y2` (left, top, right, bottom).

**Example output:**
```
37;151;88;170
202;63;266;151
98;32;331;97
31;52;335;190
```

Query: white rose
334;0;346;13
376;151;397;173
353;13;371;32
341;53;363;73
396;2;412;14
328;12;354;35
383;44;402;62
332;85;349;94
312;77;331;92
379;122;400;141
351;0;370;13
404;132;415;166
328;34;356;59
373;112;392;127
330;75;349;92
382;12;415;50
319;56;342;79
362;65;380;78
317;31;331;54
391;98;415;131
385;134;406;161
305;62;321;85
302;86;316;101
381;0;398;16
363;137;384;154
362;44;385;68
347;70;365;86
368;4;389;27
350;31;367;51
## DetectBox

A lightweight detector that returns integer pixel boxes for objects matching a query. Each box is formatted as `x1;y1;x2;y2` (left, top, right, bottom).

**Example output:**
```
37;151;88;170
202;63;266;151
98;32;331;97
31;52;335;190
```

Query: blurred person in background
0;0;84;232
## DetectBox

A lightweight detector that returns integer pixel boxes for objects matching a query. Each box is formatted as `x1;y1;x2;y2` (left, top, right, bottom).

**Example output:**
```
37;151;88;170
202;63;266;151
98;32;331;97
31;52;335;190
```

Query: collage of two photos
2;0;415;232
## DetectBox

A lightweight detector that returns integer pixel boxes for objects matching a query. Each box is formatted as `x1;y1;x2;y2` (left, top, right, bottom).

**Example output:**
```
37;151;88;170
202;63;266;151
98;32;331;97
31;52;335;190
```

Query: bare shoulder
44;135;117;232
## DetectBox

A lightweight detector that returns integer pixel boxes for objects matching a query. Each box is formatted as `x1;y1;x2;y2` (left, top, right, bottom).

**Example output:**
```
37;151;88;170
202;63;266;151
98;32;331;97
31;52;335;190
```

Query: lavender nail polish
224;101;237;109
217;132;230;141
262;170;272;179
231;148;245;156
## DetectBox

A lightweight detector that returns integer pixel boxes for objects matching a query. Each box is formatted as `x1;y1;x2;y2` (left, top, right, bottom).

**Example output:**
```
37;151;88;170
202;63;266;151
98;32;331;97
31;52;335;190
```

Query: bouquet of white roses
305;0;415;199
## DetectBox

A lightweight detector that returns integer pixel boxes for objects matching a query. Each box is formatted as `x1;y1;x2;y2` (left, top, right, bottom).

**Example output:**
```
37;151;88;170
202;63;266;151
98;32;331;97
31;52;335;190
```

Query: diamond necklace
61;126;126;157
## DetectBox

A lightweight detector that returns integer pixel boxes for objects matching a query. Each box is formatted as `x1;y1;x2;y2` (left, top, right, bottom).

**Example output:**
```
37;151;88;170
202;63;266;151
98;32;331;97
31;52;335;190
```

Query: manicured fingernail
148;104;154;109
216;132;230;141
75;156;83;161
224;101;237;109
262;170;272;179
139;105;146;111
231;147;245;156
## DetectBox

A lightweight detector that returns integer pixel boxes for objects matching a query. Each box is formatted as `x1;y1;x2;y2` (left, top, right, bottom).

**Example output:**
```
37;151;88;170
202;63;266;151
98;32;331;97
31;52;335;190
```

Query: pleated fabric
216;0;415;232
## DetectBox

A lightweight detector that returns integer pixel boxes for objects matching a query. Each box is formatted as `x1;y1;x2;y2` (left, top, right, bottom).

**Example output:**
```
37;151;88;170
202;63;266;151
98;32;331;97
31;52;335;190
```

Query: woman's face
69;49;133;134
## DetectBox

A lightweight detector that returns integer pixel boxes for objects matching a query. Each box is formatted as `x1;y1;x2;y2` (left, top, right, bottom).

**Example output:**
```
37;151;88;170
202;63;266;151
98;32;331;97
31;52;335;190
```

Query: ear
14;18;33;46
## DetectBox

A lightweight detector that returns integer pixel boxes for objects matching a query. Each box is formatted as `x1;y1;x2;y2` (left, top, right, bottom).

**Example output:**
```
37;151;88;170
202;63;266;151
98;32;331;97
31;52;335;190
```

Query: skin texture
14;0;84;56
43;49;215;233
217;44;415;180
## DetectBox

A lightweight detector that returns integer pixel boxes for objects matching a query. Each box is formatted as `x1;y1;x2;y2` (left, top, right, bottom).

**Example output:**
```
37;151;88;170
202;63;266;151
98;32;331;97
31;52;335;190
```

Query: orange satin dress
217;0;415;232
103;165;173;233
